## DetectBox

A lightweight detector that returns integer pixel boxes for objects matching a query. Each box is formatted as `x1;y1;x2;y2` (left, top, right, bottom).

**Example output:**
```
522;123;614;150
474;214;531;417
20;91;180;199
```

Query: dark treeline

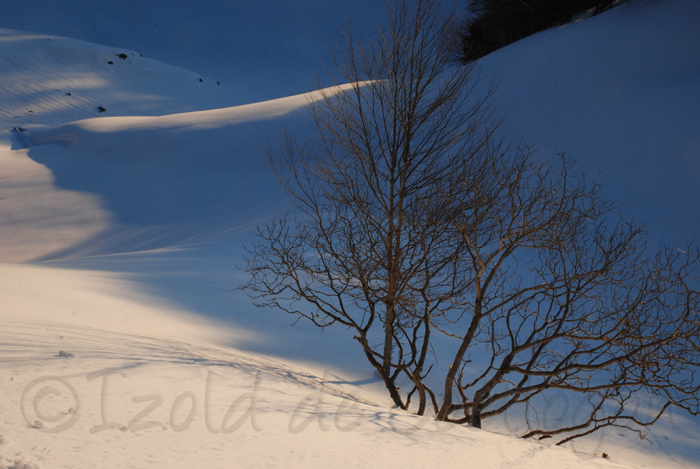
461;0;615;61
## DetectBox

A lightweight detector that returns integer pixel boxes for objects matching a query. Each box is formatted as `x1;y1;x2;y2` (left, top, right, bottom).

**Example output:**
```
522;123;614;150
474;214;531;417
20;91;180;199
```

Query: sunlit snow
0;1;698;468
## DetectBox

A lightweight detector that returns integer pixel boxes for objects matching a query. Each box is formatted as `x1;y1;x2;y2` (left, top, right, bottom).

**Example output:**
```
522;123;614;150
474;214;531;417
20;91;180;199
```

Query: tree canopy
241;0;700;444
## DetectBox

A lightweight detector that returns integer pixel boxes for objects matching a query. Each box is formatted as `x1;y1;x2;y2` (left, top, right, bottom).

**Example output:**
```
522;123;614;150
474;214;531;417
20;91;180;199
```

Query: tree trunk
383;303;395;376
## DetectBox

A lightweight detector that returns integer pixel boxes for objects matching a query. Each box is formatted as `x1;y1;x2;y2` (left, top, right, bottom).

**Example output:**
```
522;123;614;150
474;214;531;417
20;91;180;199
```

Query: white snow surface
0;0;699;468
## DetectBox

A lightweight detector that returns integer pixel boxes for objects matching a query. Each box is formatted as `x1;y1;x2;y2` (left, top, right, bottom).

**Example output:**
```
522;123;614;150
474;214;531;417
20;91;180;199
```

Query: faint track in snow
0;319;376;406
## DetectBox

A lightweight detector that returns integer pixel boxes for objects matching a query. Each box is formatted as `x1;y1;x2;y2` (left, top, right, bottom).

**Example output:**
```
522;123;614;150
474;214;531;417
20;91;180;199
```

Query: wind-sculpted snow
0;263;640;469
0;0;699;467
14;85;356;260
0;29;244;128
0;0;392;104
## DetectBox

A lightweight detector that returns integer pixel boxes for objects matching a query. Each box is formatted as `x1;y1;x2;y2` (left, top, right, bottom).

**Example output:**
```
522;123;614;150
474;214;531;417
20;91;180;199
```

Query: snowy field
0;0;699;468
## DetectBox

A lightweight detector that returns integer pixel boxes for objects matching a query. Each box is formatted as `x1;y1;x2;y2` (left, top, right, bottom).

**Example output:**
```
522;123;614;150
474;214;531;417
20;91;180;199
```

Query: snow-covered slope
1;262;641;469
0;0;392;105
0;29;242;128
480;0;700;248
0;0;699;468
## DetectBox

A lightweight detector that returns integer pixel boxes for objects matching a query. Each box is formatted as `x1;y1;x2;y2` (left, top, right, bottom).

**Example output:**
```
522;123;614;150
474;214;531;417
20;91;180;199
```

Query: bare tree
242;0;495;415
241;0;700;444
434;148;700;443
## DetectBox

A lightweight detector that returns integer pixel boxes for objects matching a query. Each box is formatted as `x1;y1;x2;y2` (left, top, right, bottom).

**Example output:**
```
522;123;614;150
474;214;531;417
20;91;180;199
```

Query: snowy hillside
479;0;700;248
0;0;391;105
0;1;699;468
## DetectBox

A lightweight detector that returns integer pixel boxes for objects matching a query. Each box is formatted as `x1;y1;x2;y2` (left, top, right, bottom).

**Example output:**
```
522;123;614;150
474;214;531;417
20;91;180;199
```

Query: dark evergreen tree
461;0;617;61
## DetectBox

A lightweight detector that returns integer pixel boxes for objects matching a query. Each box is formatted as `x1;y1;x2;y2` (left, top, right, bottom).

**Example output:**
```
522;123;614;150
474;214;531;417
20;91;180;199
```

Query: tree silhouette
241;0;700;443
